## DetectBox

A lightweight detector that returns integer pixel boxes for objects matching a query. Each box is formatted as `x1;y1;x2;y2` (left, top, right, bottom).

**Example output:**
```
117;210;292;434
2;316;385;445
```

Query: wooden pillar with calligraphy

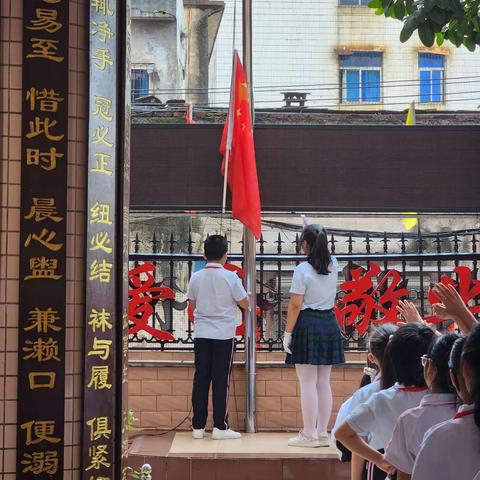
82;0;131;478
17;1;69;478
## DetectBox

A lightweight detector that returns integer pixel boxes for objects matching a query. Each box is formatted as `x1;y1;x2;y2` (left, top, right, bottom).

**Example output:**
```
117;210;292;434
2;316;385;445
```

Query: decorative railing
128;228;480;352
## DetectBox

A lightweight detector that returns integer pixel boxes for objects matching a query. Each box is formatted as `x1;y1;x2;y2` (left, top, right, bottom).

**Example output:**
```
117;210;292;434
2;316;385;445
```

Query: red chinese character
128;262;175;341
335;262;410;335
426;266;480;327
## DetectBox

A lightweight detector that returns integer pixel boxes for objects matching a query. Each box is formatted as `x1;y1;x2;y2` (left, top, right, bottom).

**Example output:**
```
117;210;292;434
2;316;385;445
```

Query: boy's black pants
192;337;235;430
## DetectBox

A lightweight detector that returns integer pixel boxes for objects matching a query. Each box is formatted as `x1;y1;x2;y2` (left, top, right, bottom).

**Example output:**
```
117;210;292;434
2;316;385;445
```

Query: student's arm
285;294;304;333
351;453;366;480
396;300;425;325
397;300;441;336
335;422;396;476
397;471;411;480
285;266;306;333
231;274;249;310
433;283;477;334
187;276;197;312
236;297;249;310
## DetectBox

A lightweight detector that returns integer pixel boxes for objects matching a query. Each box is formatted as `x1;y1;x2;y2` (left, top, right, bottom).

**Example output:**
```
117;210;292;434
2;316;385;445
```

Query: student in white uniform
187;235;248;440
332;324;398;480
283;225;345;447
412;324;480;480
384;333;460;480
335;324;435;478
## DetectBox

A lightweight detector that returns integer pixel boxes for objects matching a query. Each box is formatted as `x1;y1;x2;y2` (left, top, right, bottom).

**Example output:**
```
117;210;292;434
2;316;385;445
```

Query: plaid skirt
285;309;345;366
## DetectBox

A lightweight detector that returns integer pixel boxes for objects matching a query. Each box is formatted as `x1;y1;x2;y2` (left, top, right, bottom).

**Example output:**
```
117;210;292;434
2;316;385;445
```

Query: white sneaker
211;427;241;440
316;432;331;447
288;430;320;448
192;428;205;439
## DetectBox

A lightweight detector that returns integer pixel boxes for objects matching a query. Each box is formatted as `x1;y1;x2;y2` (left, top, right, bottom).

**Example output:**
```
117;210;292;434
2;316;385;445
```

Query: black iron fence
128;228;480;352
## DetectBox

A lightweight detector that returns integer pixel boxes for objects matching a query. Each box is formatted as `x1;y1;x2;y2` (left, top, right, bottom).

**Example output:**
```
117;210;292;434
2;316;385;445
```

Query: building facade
208;0;480;110
131;0;225;106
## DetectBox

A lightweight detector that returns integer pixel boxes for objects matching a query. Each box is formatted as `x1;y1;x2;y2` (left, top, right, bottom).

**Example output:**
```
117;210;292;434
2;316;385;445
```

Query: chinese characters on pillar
83;1;118;478
17;1;69;478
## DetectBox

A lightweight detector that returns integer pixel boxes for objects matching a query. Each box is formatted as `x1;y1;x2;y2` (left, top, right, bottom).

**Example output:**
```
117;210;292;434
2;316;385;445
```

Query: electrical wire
132;90;480;113
132;87;480;108
134;74;480;94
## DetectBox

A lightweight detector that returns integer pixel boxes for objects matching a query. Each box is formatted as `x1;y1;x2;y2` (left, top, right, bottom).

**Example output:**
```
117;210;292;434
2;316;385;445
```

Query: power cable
134;75;480;94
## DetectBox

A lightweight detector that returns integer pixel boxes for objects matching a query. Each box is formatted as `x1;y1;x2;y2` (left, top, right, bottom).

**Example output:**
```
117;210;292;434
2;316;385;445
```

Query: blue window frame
131;69;149;102
340;0;370;5
418;53;444;103
340;52;382;103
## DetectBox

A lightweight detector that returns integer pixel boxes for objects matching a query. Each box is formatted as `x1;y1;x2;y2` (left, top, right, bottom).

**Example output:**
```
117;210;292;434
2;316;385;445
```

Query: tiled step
129;432;349;480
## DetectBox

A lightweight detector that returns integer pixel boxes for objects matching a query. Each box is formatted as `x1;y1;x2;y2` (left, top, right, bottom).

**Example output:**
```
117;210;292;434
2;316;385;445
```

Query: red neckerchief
453;409;475;420
399;386;428;392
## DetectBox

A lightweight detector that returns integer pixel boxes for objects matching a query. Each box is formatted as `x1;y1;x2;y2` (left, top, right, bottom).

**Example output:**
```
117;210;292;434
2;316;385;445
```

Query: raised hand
432;283;477;334
396;299;425;325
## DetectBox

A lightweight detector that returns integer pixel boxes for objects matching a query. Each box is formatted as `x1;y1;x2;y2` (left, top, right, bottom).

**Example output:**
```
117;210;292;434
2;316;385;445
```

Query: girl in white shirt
333;323;398;480
335;324;436;477
412;325;480;480
283;225;344;448
384;333;460;480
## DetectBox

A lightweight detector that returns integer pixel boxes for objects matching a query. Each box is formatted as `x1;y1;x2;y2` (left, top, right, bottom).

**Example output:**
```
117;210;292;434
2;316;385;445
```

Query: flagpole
242;0;257;434
222;52;237;214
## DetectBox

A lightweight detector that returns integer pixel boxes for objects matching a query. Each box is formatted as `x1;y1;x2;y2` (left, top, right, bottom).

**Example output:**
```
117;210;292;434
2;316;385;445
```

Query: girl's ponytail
300;225;331;275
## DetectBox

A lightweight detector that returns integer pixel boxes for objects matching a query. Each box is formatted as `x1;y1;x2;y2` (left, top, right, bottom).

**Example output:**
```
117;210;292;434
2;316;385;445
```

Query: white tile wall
210;0;480;111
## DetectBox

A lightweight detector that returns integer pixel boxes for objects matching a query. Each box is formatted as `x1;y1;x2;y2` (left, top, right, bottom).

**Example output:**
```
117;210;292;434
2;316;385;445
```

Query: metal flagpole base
243;226;256;433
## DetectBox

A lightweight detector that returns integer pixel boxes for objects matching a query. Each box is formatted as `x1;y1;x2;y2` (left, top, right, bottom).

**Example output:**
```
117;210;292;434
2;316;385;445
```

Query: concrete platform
129;432;349;479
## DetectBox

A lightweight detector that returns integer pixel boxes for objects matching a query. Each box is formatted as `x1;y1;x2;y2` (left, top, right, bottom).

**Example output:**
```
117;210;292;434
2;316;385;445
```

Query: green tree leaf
423;0;436;13
435;31;445;45
435;0;451;9
394;0;406;19
405;0;416;14
400;25;415;42
464;36;476;50
428;7;449;26
451;0;465;19
418;21;435;45
404;11;425;30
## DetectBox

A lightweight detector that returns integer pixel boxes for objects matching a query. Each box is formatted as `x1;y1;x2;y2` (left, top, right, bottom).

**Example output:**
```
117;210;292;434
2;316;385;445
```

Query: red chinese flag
220;52;261;240
186;104;196;124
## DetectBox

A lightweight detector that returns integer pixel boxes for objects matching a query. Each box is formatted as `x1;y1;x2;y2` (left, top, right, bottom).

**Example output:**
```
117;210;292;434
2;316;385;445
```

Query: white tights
295;364;333;438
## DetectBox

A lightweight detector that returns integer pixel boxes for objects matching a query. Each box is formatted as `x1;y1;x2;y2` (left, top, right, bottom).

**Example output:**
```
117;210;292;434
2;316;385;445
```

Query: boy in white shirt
187;235;249;440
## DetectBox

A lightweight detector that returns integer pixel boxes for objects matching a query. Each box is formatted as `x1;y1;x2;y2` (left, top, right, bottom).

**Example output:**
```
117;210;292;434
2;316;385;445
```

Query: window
340;0;370;5
131;69;149;102
418;53;444;103
340;52;382;103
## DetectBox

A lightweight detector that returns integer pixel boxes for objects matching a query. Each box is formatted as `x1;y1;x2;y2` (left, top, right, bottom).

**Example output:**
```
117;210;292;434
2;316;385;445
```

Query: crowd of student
187;226;479;480
332;285;480;480
280;224;479;479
